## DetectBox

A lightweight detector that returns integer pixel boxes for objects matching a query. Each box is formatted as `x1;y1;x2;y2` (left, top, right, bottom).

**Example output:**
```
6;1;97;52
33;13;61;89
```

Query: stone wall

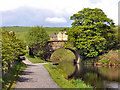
47;41;67;51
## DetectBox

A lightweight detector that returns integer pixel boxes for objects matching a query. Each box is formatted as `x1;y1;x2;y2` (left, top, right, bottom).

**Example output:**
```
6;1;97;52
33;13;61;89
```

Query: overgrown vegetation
67;8;117;59
2;30;26;74
97;50;119;64
82;50;120;64
44;63;92;88
2;61;27;89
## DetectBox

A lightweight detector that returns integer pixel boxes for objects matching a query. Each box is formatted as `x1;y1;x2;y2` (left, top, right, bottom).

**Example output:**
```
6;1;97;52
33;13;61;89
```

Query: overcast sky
0;0;119;27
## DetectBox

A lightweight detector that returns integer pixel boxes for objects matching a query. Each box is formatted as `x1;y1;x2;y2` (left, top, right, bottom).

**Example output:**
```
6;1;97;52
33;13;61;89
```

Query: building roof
51;34;57;38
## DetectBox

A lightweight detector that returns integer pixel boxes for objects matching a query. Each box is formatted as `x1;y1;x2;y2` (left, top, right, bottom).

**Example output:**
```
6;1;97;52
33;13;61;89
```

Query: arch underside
49;48;80;63
65;48;80;63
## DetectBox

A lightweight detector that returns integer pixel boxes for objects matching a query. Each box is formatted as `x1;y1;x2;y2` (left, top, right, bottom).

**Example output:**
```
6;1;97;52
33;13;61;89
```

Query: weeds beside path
2;62;27;89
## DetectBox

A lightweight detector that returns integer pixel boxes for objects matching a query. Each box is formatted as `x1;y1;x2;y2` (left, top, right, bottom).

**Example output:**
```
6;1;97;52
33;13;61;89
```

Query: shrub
2;30;26;74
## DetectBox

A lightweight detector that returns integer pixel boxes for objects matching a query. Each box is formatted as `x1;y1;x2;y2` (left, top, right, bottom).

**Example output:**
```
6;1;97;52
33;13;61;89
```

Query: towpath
15;58;60;88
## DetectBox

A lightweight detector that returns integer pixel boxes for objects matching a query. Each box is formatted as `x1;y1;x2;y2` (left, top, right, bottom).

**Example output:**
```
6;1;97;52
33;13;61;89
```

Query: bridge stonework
47;41;80;64
47;41;67;51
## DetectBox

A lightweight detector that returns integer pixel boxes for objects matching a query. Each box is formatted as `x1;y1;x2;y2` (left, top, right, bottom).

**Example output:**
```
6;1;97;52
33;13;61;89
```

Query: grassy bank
83;50;120;66
98;50;120;64
44;63;92;88
2;61;27;89
26;54;49;63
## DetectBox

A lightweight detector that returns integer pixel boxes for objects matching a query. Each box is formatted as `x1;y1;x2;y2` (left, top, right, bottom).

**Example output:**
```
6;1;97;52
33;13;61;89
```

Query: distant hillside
1;26;66;42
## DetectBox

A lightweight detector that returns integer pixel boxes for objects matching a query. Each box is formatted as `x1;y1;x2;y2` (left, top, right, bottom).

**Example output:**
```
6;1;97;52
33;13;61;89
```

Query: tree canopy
67;8;117;58
26;26;49;58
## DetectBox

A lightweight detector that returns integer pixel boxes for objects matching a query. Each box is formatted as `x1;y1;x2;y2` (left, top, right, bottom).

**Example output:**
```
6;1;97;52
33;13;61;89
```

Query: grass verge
2;61;27;89
44;63;92;88
26;54;48;63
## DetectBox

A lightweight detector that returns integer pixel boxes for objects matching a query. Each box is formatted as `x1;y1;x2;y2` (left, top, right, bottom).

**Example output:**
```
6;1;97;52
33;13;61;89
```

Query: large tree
26;26;49;58
67;8;117;58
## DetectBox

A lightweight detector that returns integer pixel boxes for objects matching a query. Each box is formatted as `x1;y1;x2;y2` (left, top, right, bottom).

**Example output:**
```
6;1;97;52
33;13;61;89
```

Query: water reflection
57;62;76;77
56;62;120;88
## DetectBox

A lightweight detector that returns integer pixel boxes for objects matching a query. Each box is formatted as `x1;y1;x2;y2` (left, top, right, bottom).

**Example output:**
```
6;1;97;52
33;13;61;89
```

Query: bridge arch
49;47;80;64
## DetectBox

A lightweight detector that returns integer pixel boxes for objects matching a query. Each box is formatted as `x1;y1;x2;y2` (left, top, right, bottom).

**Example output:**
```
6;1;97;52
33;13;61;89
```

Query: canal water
56;62;120;88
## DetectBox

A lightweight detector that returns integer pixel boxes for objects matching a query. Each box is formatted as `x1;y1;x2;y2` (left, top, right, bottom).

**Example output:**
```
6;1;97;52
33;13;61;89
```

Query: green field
1;27;65;42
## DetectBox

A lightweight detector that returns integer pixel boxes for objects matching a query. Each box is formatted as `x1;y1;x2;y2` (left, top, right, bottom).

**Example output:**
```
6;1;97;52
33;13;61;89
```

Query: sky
0;0;119;27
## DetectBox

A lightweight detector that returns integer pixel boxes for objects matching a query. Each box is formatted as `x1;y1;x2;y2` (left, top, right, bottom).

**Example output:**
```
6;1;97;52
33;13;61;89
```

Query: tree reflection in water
56;62;120;88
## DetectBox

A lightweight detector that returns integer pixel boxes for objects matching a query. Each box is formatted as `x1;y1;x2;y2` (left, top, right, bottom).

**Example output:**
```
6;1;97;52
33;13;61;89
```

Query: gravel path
15;58;60;88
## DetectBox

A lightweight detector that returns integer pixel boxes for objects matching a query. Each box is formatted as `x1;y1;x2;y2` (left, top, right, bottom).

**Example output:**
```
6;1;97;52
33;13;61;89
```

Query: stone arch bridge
47;41;80;64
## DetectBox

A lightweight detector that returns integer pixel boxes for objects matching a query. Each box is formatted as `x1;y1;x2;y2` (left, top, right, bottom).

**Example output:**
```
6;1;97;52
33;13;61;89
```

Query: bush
2;30;26;74
98;59;110;64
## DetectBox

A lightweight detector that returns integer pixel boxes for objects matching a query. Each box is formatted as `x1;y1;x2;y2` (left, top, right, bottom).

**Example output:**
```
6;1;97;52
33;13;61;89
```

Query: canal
51;48;120;88
55;62;120;88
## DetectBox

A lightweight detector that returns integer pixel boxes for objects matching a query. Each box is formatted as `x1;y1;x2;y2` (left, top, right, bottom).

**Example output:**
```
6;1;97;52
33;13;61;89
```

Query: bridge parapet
47;41;68;51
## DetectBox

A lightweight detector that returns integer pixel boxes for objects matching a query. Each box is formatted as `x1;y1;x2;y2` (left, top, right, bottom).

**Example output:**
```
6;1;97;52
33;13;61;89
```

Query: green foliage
70;79;92;88
58;68;68;79
68;8;117;58
114;27;120;49
26;26;49;58
37;50;46;56
26;26;49;47
2;30;26;74
2;62;27;89
98;59;110;64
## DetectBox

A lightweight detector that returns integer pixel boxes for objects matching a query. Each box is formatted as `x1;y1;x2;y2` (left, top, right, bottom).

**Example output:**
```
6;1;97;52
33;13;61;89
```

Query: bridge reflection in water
56;62;120;88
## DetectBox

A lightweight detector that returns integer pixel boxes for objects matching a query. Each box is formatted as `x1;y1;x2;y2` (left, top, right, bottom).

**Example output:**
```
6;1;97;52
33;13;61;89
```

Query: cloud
89;0;102;4
1;7;71;27
119;1;120;25
45;17;67;23
0;0;119;26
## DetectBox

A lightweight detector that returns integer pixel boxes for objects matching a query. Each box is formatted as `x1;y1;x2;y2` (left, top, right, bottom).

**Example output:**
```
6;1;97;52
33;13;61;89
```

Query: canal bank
44;63;92;88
